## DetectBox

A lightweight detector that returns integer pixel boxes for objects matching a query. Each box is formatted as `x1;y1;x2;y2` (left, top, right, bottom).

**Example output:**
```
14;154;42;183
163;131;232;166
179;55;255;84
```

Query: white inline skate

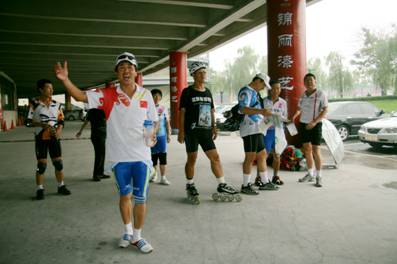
212;183;242;202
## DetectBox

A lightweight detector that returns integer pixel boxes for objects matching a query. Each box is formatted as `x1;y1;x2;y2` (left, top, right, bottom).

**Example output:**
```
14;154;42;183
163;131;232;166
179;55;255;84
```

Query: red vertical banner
135;72;143;86
267;0;306;118
169;51;188;132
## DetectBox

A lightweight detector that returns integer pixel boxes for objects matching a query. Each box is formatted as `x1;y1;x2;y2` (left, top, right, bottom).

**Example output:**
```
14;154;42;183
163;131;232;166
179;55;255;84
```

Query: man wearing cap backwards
54;52;158;254
237;73;278;195
178;62;240;204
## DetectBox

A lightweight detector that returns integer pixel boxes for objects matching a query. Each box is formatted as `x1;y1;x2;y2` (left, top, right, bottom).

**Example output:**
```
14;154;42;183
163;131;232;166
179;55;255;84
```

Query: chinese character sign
267;0;307;117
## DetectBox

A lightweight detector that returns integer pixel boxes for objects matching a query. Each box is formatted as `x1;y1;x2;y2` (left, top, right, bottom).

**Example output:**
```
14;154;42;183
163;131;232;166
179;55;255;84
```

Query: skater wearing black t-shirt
178;62;241;204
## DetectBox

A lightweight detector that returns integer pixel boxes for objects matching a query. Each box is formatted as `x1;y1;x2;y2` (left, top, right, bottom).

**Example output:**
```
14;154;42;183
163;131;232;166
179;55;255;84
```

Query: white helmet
254;73;271;90
189;61;207;76
115;52;138;70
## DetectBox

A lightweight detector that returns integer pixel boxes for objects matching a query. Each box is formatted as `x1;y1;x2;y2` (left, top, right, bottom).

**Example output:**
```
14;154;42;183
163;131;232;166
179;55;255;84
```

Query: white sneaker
160;177;170;185
132;238;153;254
119;234;132;248
150;169;157;182
298;173;314;182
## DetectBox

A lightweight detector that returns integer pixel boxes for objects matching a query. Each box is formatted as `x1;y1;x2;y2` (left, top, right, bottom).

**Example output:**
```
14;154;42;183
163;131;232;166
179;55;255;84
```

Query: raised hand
54;61;69;81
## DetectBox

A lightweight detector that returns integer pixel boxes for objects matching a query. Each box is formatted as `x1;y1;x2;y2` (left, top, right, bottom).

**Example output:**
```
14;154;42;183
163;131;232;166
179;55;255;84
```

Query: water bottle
143;120;155;147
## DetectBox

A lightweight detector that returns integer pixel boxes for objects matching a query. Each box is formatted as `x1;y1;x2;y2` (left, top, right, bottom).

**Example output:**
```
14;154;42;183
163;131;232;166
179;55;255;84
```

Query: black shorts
35;136;62;160
298;122;323;146
242;133;265;153
152;152;167;166
185;129;216;153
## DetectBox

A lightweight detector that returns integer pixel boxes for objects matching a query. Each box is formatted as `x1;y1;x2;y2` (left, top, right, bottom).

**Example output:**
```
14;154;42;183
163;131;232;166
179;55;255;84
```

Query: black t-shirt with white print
179;85;214;133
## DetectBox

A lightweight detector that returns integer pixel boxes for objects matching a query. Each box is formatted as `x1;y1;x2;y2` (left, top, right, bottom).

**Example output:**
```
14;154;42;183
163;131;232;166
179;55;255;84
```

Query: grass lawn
369;100;397;113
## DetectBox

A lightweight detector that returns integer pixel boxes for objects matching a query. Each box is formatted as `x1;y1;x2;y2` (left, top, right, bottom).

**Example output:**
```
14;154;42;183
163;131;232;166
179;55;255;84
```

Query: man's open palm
54;61;68;81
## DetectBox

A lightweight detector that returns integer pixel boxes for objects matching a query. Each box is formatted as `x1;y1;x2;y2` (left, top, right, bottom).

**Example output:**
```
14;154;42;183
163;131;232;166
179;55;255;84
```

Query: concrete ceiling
0;0;318;98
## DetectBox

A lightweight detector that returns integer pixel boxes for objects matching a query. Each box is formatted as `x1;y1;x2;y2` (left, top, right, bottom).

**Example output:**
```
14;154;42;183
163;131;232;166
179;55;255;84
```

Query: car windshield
327;102;345;115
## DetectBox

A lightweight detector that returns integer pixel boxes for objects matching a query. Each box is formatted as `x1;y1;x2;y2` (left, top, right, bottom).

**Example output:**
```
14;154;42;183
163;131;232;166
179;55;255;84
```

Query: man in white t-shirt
261;80;289;185
292;73;328;187
54;52;158;254
237;73;275;195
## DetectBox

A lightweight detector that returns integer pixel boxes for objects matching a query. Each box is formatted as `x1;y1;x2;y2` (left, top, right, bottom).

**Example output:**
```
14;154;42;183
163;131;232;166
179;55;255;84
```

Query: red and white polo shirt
87;84;158;163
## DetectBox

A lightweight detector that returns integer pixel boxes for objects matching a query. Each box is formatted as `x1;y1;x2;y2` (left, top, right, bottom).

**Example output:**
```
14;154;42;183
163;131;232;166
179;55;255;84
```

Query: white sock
316;170;322;178
124;223;133;235
37;185;44;190
187;179;194;184
308;168;315;177
243;174;251;186
161;175;167;180
132;228;142;242
58;181;64;187
259;171;269;183
216;176;226;184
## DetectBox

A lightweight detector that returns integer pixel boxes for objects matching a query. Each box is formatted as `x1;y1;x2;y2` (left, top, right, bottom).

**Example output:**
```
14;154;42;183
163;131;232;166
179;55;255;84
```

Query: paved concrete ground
0;122;396;264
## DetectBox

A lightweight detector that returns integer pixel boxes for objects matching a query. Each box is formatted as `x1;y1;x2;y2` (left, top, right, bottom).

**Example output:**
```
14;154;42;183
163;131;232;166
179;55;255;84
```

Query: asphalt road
343;137;397;160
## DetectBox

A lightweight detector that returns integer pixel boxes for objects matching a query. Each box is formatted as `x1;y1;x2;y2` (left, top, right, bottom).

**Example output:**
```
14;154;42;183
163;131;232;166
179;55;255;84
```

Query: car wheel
67;115;75;121
337;125;349;141
369;142;383;149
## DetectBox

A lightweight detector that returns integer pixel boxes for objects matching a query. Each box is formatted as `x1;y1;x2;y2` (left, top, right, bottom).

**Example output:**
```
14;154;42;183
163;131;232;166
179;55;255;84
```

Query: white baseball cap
254;73;271;90
115;52;138;70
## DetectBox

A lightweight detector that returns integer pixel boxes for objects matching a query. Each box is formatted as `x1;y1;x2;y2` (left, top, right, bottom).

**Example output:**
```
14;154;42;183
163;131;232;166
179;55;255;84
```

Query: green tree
307;57;327;91
210;46;267;103
352;26;397;95
325;51;353;98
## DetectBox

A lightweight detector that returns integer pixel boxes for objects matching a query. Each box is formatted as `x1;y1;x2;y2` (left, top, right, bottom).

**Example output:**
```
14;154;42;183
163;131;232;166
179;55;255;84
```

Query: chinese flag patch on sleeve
140;100;148;108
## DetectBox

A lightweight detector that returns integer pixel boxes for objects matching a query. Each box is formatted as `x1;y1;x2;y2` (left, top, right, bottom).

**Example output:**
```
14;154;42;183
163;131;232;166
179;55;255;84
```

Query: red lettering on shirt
118;93;130;107
140;100;148;108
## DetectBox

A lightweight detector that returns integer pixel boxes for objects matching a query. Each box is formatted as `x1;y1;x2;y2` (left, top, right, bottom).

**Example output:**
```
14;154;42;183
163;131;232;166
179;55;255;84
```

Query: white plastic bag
275;127;287;154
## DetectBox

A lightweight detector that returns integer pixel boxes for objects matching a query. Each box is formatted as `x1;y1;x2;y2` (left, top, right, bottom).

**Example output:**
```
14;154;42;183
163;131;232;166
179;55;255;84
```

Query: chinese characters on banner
267;0;306;117
277;17;295;91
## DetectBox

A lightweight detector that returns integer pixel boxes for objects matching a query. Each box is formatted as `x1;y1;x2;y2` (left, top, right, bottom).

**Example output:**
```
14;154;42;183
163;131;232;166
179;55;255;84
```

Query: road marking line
344;149;397;161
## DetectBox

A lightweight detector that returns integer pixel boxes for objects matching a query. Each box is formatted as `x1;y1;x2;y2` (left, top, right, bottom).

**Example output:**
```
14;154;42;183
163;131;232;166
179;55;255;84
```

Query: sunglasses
117;54;135;61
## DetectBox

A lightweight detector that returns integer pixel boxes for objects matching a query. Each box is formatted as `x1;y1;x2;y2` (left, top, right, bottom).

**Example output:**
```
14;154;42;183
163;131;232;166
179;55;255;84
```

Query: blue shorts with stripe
151;135;167;154
264;128;276;153
113;161;150;204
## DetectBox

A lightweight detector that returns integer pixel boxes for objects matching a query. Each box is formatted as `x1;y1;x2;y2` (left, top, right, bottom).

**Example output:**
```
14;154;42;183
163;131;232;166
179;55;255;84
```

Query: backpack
280;145;303;171
222;103;244;131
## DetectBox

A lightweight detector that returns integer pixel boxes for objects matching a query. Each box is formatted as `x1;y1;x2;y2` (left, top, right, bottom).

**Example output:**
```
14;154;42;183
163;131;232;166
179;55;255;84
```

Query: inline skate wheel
212;193;220;201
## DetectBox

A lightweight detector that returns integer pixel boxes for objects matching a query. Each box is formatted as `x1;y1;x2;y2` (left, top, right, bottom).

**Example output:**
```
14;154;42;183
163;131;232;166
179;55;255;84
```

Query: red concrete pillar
169;51;188;133
135;72;143;86
65;92;72;111
267;0;306;118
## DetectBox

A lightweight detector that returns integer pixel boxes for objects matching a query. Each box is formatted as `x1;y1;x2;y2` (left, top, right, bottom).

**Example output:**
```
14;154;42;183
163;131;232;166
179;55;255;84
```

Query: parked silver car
358;111;397;148
327;101;384;141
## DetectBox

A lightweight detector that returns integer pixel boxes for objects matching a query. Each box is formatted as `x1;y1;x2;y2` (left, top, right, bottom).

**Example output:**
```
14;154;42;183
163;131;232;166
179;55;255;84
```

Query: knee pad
36;162;47;174
52;160;63;171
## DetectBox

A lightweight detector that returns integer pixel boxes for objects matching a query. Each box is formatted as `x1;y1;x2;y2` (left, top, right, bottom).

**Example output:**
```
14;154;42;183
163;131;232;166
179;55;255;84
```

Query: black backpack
222;103;244;131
